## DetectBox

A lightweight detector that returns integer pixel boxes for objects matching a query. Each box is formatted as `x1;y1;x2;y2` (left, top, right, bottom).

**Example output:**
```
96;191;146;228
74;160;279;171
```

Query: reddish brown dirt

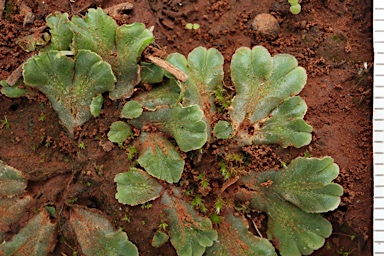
0;0;372;255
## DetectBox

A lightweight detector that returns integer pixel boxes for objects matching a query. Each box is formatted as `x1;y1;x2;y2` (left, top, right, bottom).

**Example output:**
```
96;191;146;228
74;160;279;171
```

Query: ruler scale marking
375;0;384;254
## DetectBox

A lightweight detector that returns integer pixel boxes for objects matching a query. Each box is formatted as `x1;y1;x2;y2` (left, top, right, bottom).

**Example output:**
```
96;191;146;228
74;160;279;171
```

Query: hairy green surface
70;8;154;99
140;62;164;84
90;94;104;117
0;211;56;256
70;207;138;256
23;50;116;135
45;12;72;51
229;46;307;131
251;96;313;148
228;46;311;148
107;121;133;144
129;104;207;152
206;210;276;256
152;231;169;248
213;120;233;139
0;195;32;230
121;100;143;119
236;157;343;256
162;188;218;256
137;132;185;183
115;168;163;206
132;79;181;110
0;80;29;98
0;161;27;197
166;47;223;114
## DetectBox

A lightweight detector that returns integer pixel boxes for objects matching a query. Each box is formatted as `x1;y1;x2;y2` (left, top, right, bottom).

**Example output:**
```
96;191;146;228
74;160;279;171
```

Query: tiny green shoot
219;153;246;180
198;173;209;188
121;215;131;222
209;213;221;224
126;146;138;161
158;220;168;231
40;153;46;163
39;113;46;121
45;140;51;148
118;142;125;150
304;150;311;158
44;205;56;218
185;189;194;196
234;202;250;214
214;84;231;112
214;197;224;214
185;23;200;30
78;141;86;150
141;202;153;209
191;195;207;213
288;0;301;14
95;165;104;176
67;197;78;204
1;117;10;129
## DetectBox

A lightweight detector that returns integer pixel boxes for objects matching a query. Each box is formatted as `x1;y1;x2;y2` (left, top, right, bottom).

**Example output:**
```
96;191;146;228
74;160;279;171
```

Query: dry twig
6;63;24;86
19;1;35;26
104;2;133;17
220;176;239;194
146;55;188;82
0;0;5;19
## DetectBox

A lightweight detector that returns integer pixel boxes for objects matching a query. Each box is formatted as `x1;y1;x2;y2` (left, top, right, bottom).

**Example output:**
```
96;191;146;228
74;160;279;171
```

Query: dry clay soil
0;0;373;255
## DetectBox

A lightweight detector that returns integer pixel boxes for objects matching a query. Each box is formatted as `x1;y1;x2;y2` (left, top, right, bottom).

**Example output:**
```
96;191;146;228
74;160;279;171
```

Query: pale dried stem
6;63;24;86
220;176;239;194
19;1;35;26
247;214;263;238
146;55;188;82
0;0;5;19
103;2;133;17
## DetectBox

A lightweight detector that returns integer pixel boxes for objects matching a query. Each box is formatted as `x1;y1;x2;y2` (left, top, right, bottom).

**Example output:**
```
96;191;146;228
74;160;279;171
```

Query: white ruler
375;0;384;254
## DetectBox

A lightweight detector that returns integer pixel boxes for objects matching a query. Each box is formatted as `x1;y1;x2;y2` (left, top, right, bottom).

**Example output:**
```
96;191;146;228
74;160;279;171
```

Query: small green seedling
214;83;231;112
158;220;168;231
141;202;153;209
185;23;200;30
126;146;138;161
67;198;78;204
45;141;51;148
288;0;301;14
40;153;46;163
210;213;221;224
1;117;10;129
95;165;104;176
214;197;224;214
198;173;209;188
39;113;46;121
78;141;86;150
219;154;246;180
121;215;131;222
185;189;194;196
191;195;207;213
44;205;56;218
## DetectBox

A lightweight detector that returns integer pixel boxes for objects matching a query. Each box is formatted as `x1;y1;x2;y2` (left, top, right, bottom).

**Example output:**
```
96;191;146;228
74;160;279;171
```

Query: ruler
375;0;384;254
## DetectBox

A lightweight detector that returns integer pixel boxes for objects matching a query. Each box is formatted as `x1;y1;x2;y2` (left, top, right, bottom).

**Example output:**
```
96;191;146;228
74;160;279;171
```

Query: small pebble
251;13;280;37
300;20;307;29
